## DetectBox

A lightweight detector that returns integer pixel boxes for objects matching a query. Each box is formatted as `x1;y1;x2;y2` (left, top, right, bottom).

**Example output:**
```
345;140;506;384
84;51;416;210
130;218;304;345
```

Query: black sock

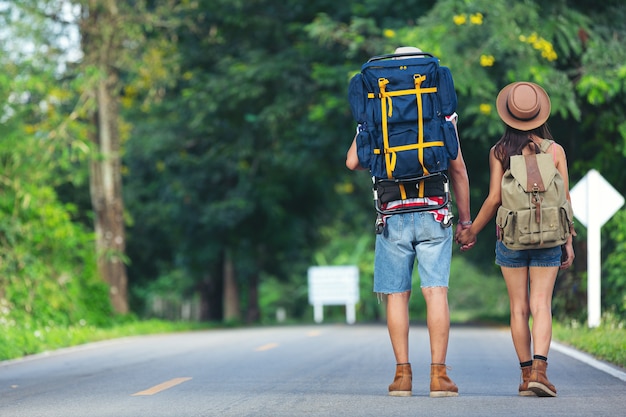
520;360;533;368
533;354;548;362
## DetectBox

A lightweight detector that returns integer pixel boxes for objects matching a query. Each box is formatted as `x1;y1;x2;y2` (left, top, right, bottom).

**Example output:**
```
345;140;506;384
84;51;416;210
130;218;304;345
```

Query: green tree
305;0;626;321
0;9;112;330
3;0;194;314
123;0;393;322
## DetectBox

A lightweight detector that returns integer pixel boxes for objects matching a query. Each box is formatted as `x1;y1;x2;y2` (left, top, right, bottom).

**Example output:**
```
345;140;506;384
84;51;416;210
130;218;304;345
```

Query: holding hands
455;222;476;252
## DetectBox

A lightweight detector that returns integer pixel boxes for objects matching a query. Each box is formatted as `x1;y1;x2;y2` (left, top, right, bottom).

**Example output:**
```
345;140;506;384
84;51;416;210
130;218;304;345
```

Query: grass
0;319;210;362
1;317;624;371
552;315;626;369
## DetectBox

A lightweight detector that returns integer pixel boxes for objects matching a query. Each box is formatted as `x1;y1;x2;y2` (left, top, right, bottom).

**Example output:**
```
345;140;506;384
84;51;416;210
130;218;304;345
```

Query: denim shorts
495;240;562;268
374;212;452;293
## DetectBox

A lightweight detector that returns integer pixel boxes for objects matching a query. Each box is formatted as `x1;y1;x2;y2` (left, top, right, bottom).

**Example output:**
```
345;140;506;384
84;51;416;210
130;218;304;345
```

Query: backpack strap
538;139;558;163
371;74;441;198
524;154;545;192
538;139;553;153
524;154;546;225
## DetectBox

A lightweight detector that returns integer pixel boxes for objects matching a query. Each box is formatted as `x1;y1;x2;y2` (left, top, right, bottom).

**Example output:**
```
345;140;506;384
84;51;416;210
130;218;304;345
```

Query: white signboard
308;265;359;324
570;169;624;328
570;169;624;228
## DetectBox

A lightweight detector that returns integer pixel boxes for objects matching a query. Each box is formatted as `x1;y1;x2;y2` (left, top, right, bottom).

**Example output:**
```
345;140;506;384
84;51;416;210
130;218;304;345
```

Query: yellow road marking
255;343;279;351
307;330;321;337
132;377;192;396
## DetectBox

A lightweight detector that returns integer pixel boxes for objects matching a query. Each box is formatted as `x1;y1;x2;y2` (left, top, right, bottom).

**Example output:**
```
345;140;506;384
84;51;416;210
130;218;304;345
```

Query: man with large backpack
346;46;471;397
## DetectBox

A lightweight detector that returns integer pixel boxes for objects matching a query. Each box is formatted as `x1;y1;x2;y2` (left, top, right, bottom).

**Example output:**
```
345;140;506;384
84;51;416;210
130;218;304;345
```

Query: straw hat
496;82;551;131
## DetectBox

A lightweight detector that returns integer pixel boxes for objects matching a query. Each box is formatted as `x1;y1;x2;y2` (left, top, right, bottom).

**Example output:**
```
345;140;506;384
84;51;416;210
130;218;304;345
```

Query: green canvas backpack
495;139;574;250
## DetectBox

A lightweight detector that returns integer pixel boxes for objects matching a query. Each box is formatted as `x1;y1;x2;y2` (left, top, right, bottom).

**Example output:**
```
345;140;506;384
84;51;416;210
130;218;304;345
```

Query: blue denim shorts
495;240;562;268
374;212;452;293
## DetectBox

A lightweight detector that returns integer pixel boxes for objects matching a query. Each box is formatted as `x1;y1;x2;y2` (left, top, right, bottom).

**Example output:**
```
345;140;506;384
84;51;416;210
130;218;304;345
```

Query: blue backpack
348;52;459;232
348;52;459;194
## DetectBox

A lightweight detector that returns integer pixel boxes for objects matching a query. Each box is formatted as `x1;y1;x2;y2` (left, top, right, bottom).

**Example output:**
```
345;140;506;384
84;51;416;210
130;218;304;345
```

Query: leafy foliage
2;0;626;333
0;62;112;333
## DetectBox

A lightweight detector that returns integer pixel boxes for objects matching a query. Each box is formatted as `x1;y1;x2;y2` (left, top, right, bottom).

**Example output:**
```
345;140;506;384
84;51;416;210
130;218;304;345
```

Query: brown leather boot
388;363;412;396
518;365;534;396
528;359;557;397
429;363;459;397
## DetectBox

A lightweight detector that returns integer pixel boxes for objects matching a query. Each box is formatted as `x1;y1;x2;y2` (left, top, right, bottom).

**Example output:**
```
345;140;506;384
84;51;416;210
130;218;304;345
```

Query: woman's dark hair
493;123;553;171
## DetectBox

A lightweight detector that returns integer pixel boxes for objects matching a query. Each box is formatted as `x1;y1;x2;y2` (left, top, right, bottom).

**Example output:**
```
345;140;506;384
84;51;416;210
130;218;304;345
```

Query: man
346;46;471;397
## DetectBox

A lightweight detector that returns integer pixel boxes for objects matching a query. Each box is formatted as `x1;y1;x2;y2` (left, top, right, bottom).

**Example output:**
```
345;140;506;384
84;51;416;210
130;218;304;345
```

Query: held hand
455;224;476;251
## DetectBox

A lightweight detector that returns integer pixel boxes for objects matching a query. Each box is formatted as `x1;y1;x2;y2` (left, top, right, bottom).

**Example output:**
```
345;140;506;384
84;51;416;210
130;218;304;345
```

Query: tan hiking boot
429;363;459;397
388;363;412;396
527;359;557;397
519;365;535;396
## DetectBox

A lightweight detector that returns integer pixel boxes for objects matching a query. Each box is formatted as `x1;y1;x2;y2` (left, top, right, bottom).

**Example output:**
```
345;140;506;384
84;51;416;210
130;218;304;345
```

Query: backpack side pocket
348;73;366;123
441;120;459;161
496;206;515;247
437;66;457;116
355;129;373;172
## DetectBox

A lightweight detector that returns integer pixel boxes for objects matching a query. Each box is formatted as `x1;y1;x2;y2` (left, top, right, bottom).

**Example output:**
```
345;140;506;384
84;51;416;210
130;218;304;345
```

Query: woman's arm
457;146;504;247
553;142;576;269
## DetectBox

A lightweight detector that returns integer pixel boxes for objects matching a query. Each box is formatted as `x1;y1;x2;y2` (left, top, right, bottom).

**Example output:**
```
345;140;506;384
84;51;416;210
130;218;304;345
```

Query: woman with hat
457;81;575;397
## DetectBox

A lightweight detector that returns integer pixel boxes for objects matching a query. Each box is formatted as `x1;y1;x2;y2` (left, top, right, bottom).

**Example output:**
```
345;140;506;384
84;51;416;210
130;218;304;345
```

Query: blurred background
1;0;625;336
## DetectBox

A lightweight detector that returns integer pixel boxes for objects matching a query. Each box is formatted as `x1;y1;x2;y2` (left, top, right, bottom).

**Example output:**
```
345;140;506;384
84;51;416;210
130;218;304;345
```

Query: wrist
458;220;472;227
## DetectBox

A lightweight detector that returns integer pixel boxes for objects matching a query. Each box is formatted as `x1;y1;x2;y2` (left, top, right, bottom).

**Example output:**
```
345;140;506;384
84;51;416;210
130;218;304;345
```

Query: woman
458;81;575;397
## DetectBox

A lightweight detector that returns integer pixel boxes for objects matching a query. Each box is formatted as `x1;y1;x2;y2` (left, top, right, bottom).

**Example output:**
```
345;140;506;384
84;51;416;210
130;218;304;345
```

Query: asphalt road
1;324;624;417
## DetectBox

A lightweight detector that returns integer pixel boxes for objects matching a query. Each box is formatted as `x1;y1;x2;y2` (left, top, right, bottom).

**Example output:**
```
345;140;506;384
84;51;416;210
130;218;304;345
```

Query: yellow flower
479;103;492;115
470;13;483;25
542;49;558;61
383;29;396;38
335;183;355;194
520;32;558;62
480;54;495;67
453;14;467;25
121;96;134;109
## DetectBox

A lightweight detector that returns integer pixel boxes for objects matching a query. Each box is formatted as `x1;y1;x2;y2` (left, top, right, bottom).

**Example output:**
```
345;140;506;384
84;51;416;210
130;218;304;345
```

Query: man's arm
346;133;366;171
447;116;471;225
449;147;471;224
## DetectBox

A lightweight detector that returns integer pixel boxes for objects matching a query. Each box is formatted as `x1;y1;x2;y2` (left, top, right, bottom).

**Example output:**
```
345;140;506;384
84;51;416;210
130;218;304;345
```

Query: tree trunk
246;272;260;323
223;250;240;321
89;77;128;314
83;0;128;314
197;270;223;321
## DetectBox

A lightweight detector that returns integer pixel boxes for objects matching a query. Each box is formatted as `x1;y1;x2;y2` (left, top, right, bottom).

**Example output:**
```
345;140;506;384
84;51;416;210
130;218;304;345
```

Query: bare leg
501;266;532;362
386;291;411;363
421;286;450;364
529;266;558;357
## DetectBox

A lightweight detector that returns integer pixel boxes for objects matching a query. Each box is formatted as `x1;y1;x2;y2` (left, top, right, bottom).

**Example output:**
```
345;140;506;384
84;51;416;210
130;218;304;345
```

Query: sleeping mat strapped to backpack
348;52;459;188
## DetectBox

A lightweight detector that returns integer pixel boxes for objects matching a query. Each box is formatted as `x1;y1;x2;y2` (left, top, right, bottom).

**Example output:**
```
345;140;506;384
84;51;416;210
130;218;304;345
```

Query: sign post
308;266;359;324
570;169;624;328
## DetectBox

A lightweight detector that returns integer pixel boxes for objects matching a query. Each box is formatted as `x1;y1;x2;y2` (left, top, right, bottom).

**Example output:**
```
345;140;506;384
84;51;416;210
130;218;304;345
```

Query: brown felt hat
496;82;551;131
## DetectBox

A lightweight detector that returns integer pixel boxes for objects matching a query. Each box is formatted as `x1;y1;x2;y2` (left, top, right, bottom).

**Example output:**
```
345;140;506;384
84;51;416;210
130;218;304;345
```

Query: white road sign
569;169;624;328
570;169;624;228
